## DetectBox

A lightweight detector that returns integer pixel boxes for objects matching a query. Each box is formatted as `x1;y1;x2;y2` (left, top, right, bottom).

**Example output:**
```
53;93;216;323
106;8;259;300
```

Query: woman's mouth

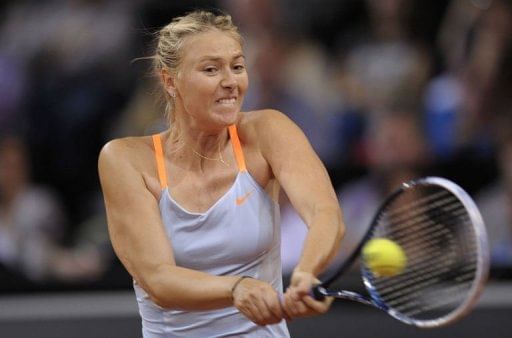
216;97;237;105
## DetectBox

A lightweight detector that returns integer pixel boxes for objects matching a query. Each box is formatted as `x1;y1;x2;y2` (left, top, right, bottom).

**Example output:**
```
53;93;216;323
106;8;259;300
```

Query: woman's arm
99;138;238;310
255;109;344;276
253;109;345;316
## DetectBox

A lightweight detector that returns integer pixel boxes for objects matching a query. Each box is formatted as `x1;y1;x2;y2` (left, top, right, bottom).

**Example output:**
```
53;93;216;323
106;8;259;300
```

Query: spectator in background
424;0;512;160
334;110;430;265
330;0;431;173
0;136;103;283
475;29;512;268
0;0;139;228
109;78;168;138
335;0;431;116
476;129;512;268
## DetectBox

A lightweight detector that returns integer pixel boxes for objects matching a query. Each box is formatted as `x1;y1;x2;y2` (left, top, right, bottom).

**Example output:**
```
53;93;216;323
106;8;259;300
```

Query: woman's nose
221;70;237;89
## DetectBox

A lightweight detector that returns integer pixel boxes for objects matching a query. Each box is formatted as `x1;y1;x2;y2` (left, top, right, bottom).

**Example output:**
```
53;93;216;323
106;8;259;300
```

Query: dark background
0;0;511;336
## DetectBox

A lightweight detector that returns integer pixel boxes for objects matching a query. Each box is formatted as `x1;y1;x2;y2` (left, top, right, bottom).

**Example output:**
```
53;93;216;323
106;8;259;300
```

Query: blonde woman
99;10;344;337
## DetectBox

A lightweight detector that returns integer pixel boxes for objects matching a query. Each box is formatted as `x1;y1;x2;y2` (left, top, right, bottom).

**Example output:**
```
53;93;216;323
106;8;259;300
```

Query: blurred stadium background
0;0;511;337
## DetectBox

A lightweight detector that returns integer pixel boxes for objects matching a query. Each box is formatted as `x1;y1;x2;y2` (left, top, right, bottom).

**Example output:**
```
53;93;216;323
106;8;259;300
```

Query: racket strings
400;274;477;316
378;192;461;233
384;209;465;254
391;282;473;317
372;263;477;310
371;258;476;318
370;249;465;305
381;189;452;220
365;186;479;321
374;244;456;292
378;203;468;270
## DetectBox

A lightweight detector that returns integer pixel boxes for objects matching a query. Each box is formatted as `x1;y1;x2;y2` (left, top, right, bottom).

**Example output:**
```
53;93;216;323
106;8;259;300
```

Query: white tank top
133;125;290;337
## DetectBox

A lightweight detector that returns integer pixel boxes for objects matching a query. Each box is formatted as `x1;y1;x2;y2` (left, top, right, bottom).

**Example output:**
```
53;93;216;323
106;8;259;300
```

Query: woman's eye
204;67;217;74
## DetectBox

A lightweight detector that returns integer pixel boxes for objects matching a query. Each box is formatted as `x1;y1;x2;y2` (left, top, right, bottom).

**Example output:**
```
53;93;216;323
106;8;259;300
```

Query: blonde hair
153;10;242;123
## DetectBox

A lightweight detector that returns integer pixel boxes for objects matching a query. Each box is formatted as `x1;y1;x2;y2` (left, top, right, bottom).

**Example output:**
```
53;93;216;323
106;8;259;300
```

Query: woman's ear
161;69;177;98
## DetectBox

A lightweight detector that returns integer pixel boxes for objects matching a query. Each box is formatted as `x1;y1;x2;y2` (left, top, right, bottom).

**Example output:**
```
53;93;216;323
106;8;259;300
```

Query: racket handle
311;285;326;301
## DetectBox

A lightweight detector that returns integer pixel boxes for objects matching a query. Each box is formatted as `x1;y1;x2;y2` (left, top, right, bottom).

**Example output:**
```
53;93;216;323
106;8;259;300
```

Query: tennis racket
313;176;489;328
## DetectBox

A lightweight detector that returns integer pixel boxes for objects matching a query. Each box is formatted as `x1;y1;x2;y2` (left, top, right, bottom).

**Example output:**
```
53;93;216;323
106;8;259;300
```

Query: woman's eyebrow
198;53;245;62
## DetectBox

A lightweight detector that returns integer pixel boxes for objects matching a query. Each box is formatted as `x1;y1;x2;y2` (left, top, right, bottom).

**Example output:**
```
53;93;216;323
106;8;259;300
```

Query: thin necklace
191;142;229;167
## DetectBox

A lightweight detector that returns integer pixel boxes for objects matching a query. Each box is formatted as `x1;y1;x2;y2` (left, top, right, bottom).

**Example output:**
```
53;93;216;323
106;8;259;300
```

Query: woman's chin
214;109;239;126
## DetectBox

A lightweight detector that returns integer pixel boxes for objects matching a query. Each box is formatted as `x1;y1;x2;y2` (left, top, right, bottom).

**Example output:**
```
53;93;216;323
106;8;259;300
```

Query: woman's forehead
181;30;243;63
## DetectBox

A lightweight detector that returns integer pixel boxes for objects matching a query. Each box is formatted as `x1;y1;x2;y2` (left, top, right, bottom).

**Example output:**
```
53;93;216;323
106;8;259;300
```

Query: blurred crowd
0;0;511;292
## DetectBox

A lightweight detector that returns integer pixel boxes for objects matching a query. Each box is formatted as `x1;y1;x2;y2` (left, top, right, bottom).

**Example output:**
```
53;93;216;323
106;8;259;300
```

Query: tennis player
99;10;344;337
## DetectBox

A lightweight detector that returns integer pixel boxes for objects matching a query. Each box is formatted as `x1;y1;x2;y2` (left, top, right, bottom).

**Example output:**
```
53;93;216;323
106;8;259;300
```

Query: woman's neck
165;120;231;169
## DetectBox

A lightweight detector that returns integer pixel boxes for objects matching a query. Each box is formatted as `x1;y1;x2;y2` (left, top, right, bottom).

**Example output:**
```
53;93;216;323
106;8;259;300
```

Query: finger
294;298;310;316
237;295;267;326
239;306;259;325
284;292;309;317
288;287;302;301
251;294;276;325
263;292;284;322
301;295;334;314
295;279;312;295
288;280;308;299
283;292;299;318
247;304;267;326
281;293;294;320
278;294;292;321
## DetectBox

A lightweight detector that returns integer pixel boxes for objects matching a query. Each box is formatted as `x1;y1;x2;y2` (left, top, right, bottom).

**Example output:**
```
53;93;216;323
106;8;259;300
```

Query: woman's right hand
232;277;285;326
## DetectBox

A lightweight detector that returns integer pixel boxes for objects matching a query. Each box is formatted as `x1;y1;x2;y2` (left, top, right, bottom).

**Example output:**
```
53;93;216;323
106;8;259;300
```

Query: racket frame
315;176;490;328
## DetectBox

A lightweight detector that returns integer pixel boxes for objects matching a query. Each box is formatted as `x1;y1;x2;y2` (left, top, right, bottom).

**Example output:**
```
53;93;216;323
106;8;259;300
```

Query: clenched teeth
217;98;236;104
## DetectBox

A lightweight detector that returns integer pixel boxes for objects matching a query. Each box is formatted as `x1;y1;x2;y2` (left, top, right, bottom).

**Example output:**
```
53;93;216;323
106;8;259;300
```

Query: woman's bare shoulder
237;109;286;138
239;109;284;123
98;135;155;172
237;109;295;143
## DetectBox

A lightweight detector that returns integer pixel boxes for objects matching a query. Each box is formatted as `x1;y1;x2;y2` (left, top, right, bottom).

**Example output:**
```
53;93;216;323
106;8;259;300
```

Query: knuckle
262;310;272;320
258;285;270;293
269;318;280;325
249;292;259;301
256;319;266;326
238;298;250;307
260;319;271;326
299;306;309;315
271;305;281;315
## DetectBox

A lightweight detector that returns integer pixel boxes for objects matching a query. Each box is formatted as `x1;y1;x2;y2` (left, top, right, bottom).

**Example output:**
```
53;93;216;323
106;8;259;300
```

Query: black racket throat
312;285;327;301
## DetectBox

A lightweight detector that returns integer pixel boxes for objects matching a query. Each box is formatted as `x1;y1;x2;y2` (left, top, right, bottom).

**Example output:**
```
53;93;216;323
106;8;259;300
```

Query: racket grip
311;285;326;301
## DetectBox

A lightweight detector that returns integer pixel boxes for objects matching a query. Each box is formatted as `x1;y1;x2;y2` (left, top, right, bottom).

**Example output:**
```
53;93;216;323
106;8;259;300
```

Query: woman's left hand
282;270;333;319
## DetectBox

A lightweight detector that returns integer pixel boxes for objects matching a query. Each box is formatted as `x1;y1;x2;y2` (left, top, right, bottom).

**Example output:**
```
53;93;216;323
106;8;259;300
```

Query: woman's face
173;30;248;130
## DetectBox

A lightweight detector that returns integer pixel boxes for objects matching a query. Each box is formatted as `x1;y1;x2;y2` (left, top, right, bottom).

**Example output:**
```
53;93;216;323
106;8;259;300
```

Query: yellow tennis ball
362;238;407;277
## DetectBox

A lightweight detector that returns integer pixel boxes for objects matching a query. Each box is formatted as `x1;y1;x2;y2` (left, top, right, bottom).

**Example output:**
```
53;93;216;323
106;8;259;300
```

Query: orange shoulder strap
152;134;168;189
228;124;247;172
